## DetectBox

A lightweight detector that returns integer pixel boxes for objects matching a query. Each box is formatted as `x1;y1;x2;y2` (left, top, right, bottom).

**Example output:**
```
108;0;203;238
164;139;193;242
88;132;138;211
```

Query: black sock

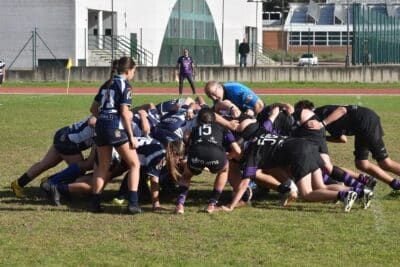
390;179;400;190
18;173;33;187
277;180;292;194
209;189;222;205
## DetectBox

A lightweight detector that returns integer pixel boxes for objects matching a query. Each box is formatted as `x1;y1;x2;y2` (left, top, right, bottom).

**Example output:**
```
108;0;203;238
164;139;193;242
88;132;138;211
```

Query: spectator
176;48;196;95
0;59;5;87
238;38;250;67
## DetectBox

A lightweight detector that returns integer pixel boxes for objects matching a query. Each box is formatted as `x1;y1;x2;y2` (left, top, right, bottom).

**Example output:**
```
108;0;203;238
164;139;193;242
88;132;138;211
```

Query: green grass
3;80;400;89
1;94;400;266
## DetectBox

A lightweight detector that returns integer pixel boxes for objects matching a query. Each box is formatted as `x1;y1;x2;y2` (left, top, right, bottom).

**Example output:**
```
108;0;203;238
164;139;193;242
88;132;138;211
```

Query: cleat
280;180;298;207
174;204;184;214
49;184;61;206
204;203;217;213
11;180;26;198
40;180;51;199
362;190;374;209
344;191;357;212
127;205;142;214
112;197;128;206
88;201;103;213
359;174;377;190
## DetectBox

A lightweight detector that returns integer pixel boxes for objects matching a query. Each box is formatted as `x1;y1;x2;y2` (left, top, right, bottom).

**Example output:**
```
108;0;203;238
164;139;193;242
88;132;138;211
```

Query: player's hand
129;137;138;149
306;119;323;130
185;109;194;120
244;109;255;117
229;120;240;131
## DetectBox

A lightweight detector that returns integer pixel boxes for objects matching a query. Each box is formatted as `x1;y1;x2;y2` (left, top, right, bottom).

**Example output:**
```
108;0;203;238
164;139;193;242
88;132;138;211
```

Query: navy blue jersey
66;116;95;150
94;75;133;129
190;122;235;151
136;137;166;179
156;98;185;117
131;110;160;137
152;108;197;142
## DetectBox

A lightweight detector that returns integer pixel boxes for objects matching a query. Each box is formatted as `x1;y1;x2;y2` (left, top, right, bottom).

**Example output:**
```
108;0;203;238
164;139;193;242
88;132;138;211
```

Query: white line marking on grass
370;198;387;234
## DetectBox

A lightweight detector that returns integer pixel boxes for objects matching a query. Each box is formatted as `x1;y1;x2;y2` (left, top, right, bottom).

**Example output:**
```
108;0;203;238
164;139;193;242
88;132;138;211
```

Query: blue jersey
94;75;133;129
223;82;260;112
131;110;160;137
152;108;196;143
136;137;166;179
66;116;95;150
156;98;186;117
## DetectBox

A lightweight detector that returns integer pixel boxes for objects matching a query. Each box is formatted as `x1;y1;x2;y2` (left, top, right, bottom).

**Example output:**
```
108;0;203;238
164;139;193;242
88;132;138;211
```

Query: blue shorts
95;126;129;147
53;127;81;155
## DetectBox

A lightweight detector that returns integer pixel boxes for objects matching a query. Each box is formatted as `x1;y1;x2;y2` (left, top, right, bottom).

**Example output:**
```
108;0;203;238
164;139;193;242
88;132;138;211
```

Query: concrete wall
6;66;400;83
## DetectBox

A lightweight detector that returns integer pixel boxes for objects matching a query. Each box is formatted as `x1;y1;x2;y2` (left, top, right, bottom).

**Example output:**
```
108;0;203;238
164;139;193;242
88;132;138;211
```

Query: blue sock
128;191;139;207
390;179;400;190
116;175;128;199
49;163;81;185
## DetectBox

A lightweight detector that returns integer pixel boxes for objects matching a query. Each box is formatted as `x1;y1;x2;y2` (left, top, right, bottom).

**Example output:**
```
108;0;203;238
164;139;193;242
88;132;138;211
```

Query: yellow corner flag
66;58;73;70
66;58;73;94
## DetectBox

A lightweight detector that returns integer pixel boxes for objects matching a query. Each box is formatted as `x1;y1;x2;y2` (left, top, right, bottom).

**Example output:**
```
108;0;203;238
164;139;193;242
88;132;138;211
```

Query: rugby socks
49;163;81;185
277;181;291;194
17;173;33;187
350;187;364;198
176;185;189;206
322;174;339;185
209;189;222;205
337;190;348;201
389;179;400;190
116;175;128;199
90;193;102;212
128;191;139;207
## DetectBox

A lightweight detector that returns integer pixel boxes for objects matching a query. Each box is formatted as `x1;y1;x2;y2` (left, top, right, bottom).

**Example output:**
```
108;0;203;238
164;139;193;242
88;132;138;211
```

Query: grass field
3;80;400;89
1;94;400;266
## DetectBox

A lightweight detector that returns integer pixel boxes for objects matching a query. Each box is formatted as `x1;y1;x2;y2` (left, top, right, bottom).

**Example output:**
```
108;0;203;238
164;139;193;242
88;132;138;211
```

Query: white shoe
280;180;298;207
362;189;374;209
344;191;357;212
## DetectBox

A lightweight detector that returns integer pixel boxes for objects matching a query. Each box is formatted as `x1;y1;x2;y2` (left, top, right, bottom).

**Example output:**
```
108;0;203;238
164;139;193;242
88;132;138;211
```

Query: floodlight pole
221;0;225;66
111;0;114;63
281;0;284;65
345;0;350;68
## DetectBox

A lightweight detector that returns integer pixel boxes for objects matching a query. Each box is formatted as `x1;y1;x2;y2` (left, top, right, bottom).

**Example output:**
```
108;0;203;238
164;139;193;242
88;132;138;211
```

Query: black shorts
354;134;388;161
188;144;227;175
280;139;325;182
53;127;81;155
95;127;129;147
353;112;387;161
307;137;329;155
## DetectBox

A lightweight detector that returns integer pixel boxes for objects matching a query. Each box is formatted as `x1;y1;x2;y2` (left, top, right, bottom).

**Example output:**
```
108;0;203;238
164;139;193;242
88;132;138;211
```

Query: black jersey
242;129;288;179
257;105;294;136
314;105;381;138
190;121;235;151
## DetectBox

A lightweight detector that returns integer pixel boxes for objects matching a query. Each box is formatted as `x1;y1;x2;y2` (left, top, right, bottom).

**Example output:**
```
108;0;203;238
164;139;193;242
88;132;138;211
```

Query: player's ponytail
165;140;185;182
106;59;119;88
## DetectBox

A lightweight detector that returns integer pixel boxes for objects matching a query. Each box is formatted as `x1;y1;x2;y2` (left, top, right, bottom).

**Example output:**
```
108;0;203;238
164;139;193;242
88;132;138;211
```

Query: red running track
1;87;400;95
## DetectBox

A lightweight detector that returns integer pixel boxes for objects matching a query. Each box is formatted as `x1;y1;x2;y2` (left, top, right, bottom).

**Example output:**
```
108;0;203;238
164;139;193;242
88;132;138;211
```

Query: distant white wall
0;0;74;69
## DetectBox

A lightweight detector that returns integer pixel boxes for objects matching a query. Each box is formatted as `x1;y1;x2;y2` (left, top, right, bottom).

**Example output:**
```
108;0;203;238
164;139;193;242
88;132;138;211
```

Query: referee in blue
204;81;264;116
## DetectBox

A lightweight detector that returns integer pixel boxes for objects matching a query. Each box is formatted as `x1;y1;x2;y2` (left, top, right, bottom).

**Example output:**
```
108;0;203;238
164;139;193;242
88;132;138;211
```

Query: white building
0;0;262;69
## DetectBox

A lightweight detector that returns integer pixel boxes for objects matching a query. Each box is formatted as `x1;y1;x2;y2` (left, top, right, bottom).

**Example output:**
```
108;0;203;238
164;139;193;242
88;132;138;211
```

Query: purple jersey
177;56;194;75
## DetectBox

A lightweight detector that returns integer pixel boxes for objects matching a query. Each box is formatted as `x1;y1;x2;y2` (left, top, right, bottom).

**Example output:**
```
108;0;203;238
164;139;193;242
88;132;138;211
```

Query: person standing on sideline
238;39;250;67
0;59;5;87
176;48;196;95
